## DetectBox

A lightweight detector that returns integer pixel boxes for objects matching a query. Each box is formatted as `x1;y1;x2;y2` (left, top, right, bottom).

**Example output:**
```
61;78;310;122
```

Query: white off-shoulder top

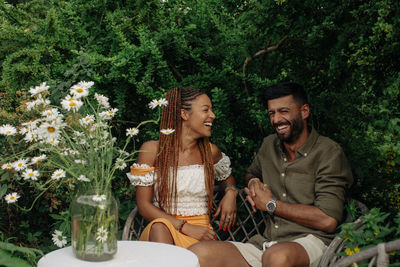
126;153;232;216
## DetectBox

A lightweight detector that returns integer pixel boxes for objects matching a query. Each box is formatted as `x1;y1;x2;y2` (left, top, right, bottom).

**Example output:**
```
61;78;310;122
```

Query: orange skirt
139;214;211;248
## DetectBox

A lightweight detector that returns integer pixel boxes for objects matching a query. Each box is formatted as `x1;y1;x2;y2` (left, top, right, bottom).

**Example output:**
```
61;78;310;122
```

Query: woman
127;87;238;248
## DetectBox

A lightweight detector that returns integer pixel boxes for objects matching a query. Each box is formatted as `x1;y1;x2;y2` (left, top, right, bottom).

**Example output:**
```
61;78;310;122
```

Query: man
189;82;353;267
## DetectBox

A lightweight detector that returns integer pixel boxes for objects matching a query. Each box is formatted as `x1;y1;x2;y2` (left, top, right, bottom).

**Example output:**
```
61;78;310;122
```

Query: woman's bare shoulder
137;140;159;166
210;143;223;164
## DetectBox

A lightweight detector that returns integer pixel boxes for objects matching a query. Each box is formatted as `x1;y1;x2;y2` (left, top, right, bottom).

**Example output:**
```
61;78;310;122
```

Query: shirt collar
274;126;319;158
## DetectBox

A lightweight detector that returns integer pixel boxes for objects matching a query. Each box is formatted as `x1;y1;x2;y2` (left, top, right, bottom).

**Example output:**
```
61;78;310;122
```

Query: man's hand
245;178;274;212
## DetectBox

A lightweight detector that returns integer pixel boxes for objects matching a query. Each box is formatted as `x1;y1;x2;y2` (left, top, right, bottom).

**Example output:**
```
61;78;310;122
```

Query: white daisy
38;122;61;142
77;175;90;182
52;230;67;248
119;150;129;157
23;131;36;143
79;114;95;126
35;95;51;107
67;178;75;189
1;162;13;170
31;154;47;164
69;81;93;98
96;226;108;243
26;100;37;110
51;169;66;180
5;192;20;204
0;124;17;136
46;138;60;146
126;127;139;137
74;159;86;165
160;128;175;135
94;93;110;108
29;82;49;96
22;168;40;181
60;95;83;112
20;120;39;135
115;158;127;170
12;159;29;171
99;108;118;120
41;108;60;118
148;98;168;109
92;194;106;202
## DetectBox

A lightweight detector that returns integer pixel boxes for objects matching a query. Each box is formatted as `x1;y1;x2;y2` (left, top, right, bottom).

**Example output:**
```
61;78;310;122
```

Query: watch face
267;202;275;211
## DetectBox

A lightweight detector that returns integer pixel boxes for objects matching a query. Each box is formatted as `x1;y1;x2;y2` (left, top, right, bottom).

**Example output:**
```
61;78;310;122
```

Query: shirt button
282;193;286;197
283;158;287;162
274;225;279;229
281;173;285;177
304;153;308;156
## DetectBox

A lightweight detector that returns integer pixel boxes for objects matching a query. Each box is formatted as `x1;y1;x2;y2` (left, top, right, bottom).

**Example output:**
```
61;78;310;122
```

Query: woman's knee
150;222;169;234
149;222;173;242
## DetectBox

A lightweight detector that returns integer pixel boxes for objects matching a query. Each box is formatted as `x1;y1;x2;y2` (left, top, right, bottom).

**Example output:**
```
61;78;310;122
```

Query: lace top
126;153;232;216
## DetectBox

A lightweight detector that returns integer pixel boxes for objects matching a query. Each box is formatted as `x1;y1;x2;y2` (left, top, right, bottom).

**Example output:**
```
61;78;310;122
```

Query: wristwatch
266;198;277;215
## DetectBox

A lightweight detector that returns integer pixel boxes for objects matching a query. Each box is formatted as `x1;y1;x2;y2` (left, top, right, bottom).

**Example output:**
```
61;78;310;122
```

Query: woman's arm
211;144;238;231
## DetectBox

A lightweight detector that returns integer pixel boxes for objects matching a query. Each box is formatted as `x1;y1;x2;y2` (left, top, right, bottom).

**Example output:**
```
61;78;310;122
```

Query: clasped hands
244;178;274;212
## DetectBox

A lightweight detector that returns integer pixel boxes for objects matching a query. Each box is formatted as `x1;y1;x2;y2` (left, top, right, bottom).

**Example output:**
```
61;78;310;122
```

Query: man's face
267;95;308;144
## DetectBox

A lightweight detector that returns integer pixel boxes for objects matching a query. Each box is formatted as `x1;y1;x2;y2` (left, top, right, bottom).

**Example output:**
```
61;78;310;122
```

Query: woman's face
182;94;216;138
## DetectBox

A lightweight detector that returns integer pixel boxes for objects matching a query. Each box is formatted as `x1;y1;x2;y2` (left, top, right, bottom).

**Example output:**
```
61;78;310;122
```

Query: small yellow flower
345;248;354;255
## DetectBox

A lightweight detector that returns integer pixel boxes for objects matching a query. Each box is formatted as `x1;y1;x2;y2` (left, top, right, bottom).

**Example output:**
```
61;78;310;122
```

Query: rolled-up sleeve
314;144;353;223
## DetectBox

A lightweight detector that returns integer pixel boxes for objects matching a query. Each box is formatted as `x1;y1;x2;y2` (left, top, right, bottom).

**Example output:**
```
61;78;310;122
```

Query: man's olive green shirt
247;128;353;247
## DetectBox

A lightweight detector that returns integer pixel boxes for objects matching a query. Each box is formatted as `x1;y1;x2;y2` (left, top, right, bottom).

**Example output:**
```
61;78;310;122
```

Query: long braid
155;87;215;215
198;138;215;216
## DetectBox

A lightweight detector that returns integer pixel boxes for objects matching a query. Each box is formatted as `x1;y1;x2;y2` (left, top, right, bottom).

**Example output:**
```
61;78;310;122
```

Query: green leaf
0;184;8;198
0;242;43;258
0;250;33;267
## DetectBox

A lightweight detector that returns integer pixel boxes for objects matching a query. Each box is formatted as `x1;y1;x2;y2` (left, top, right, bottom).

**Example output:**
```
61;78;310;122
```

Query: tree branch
242;35;287;98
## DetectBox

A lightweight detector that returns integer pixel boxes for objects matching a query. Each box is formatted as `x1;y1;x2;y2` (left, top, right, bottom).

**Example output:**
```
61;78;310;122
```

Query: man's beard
274;114;305;144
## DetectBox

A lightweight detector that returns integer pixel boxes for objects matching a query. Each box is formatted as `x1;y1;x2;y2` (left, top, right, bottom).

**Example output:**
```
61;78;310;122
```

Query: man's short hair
264;82;308;105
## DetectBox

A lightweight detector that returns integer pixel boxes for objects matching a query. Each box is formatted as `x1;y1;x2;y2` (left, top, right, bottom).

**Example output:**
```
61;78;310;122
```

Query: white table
38;240;200;267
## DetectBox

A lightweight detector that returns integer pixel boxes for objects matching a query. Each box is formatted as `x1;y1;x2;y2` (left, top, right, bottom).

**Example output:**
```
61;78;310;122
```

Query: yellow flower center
69;102;76;107
68;97;74;101
29;173;34;177
6;164;11;167
6;130;11;134
10;196;15;200
108;110;114;114
18;163;22;167
85;118;90;121
47;127;55;133
76;88;83;93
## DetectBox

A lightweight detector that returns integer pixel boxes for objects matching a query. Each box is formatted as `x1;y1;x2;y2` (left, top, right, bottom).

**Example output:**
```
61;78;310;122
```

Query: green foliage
0;232;43;267
339;208;400;265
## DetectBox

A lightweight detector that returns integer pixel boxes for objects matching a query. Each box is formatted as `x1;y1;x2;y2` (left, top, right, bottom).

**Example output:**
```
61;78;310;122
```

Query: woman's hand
214;189;237;231
181;223;217;241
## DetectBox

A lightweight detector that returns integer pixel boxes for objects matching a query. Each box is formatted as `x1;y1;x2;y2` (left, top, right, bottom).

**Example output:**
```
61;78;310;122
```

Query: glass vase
71;187;118;261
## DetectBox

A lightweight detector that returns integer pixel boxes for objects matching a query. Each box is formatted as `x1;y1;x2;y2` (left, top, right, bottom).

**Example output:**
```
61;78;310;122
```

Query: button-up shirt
247;127;353;246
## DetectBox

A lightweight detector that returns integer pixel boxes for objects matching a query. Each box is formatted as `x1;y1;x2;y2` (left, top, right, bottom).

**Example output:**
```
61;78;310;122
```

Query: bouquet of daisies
0;81;169;250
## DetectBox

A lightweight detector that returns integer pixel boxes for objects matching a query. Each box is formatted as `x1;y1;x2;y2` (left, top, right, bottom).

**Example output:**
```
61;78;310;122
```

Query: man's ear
181;109;189;121
301;104;310;120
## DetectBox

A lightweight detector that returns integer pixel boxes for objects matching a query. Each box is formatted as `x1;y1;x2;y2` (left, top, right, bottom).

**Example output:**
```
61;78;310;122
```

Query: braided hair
155;87;215;216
